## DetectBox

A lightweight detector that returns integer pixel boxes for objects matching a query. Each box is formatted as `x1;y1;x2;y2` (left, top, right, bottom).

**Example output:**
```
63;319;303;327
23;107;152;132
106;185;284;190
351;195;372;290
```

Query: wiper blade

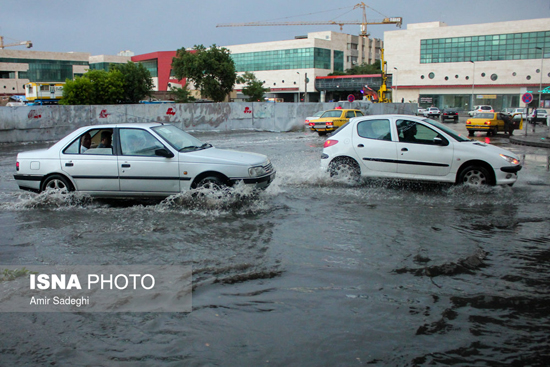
179;145;200;152
198;143;212;150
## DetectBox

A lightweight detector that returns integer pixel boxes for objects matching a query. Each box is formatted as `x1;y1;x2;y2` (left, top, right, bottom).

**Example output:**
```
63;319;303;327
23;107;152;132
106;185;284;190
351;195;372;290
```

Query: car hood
180;147;268;166
465;140;518;158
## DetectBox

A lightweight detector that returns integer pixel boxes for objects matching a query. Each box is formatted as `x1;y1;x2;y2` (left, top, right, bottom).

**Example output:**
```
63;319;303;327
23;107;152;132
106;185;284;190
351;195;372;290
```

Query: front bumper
232;171;276;189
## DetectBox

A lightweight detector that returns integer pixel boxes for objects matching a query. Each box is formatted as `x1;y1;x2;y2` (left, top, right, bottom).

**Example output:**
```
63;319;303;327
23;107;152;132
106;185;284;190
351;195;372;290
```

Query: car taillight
324;139;338;148
309;122;315;126
484;121;491;125
305;119;310;123
326;122;333;126
466;121;471;124
16;161;19;171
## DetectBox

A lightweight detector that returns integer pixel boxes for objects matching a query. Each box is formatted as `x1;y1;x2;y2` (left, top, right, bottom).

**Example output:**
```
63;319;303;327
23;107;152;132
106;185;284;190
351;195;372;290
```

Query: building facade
226;31;383;102
384;18;550;111
0;49;130;104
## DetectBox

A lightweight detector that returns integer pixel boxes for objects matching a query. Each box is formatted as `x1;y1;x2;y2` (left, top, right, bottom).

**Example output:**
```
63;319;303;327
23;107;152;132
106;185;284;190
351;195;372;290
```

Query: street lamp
393;67;398;102
469;61;475;110
536;46;545;109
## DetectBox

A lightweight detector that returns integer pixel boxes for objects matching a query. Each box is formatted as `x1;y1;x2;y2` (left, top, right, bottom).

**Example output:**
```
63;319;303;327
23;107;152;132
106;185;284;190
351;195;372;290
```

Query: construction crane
216;2;402;38
0;36;33;49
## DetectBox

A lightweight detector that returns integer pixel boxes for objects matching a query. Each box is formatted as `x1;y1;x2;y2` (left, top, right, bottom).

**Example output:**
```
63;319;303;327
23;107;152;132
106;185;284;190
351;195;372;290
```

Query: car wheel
329;157;360;182
318;131;327;136
194;175;225;190
468;131;474;137
454;117;458;123
41;174;73;193
458;165;493;186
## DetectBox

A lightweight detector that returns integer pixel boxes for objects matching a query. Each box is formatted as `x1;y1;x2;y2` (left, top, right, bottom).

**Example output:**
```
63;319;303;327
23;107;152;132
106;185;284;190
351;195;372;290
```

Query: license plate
317;128;326;131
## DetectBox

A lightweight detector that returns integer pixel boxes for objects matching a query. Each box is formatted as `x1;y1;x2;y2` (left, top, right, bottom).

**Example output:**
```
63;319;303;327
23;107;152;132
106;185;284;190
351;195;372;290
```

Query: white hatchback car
14;123;276;197
320;115;521;186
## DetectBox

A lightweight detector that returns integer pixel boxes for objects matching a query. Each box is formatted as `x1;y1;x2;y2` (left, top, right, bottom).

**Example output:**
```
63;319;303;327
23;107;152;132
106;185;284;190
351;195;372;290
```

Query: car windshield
151;124;210;152
422;118;470;142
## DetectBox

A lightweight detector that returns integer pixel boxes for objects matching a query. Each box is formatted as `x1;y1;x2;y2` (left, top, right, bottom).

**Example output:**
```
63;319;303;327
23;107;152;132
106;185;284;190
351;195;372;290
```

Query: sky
1;0;549;56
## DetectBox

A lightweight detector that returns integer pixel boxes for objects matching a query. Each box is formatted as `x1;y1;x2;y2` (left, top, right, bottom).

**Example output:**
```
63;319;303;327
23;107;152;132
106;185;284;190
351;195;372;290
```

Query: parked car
529;109;548;124
468;105;494;117
320;114;521;186
416;108;427;116
305;111;324;125
466;112;523;136
14;123;276;197
423;107;441;118
308;109;364;136
440;108;459;122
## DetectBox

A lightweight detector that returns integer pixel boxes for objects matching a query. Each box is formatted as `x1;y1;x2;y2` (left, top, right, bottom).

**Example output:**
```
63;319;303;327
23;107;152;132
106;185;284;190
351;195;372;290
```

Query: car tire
318;131;327;136
194;175;225;190
468;131;474;137
329;157;361;182
458;165;493;186
453;117;458;123
41;174;73;193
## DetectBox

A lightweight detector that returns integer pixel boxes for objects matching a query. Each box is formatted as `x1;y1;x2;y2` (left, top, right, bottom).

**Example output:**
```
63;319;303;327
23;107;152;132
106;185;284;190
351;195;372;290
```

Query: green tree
172;44;237;102
236;71;270;102
110;61;154;103
169;84;196;103
328;60;383;76
60;70;124;105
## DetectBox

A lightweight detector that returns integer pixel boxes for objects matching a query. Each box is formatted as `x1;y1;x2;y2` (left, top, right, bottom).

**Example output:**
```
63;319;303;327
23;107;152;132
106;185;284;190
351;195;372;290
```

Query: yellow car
308;109;364;136
466;112;523;136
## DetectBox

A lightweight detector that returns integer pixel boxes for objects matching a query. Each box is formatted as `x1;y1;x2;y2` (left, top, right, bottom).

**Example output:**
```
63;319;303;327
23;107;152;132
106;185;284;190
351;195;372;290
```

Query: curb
510;135;550;149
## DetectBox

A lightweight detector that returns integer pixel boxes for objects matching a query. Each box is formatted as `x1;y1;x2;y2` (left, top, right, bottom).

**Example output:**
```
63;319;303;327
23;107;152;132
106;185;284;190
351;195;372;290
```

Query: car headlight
500;154;520;165
249;165;267;177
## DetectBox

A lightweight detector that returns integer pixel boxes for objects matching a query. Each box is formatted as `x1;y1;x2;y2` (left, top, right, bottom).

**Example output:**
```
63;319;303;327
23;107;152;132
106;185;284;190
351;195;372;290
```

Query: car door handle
357;144;364;148
65;162;74;167
121;164;131;168
401;148;408;152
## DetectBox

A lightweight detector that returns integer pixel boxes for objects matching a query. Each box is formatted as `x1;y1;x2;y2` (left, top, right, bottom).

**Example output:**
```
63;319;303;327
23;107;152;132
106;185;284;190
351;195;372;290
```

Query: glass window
397;120;442;144
357;119;392;141
120;128;165;156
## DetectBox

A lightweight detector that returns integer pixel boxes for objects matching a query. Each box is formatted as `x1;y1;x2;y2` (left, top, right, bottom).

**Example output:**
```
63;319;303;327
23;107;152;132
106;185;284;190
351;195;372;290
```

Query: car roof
76;122;168;130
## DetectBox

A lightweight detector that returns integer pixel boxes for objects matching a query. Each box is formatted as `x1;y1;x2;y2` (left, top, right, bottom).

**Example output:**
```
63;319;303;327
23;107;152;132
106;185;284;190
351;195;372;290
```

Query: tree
109;61;154;103
169;84;196;103
60;70;124;105
172;44;237;102
236;71;270;102
328;60;383;76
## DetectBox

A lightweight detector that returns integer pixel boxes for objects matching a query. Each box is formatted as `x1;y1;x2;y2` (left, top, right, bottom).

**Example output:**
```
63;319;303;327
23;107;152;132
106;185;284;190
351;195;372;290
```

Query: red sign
347;94;356;103
522;92;533;104
166;108;176;116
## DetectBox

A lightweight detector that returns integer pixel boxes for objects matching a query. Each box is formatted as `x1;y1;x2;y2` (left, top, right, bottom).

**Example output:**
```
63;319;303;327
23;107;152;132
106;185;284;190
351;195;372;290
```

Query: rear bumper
14;174;43;191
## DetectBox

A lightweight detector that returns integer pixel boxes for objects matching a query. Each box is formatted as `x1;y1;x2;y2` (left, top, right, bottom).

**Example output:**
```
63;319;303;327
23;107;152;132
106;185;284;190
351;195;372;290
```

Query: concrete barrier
0;101;416;143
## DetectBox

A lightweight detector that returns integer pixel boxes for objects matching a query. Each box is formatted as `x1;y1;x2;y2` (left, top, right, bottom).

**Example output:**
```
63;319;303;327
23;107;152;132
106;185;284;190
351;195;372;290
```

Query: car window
63;129;110;155
120;128;164;156
346;111;355;118
473;112;494;119
321;110;343;118
397;120;443;145
356;111;364;116
357;119;392;141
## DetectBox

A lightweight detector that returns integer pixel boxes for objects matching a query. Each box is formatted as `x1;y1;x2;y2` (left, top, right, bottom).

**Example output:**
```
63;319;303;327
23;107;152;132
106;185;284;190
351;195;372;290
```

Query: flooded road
1;125;550;366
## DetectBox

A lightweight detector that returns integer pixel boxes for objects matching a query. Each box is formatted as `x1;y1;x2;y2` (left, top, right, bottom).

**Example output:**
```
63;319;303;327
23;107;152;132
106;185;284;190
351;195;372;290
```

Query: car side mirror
155;148;174;158
433;137;448;146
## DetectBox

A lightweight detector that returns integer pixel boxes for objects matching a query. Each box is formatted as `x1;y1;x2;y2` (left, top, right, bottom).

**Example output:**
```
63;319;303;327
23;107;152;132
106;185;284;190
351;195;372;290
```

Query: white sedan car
14;123;275;197
320;115;522;186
